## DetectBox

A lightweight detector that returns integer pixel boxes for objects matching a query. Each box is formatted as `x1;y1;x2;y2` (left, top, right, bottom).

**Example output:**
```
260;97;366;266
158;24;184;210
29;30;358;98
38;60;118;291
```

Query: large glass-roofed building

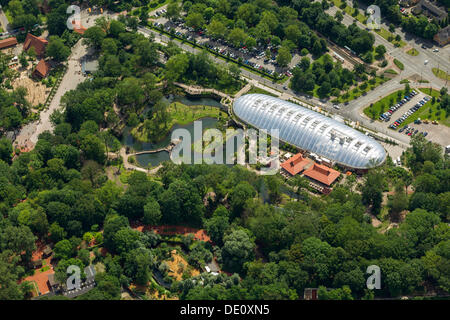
233;94;386;169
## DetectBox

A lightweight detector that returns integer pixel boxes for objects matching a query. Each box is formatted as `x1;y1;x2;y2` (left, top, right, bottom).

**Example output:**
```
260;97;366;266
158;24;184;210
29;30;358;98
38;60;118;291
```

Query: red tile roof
33;59;50;78
0;37;18;49
303;163;340;186
23;33;48;56
281;153;310;176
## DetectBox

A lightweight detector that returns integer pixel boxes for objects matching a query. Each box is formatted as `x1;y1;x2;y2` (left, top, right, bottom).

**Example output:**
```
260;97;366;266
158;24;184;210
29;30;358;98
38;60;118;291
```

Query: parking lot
406;122;450;147
151;15;301;77
378;90;427;130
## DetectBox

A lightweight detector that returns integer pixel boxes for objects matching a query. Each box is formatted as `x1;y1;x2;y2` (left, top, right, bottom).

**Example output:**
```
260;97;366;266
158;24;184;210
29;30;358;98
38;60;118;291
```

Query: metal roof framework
233;94;387;169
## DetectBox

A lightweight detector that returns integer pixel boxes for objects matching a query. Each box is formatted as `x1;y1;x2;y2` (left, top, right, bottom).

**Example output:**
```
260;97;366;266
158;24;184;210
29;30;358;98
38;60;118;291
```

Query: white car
424;60;429;65
433;48;439;52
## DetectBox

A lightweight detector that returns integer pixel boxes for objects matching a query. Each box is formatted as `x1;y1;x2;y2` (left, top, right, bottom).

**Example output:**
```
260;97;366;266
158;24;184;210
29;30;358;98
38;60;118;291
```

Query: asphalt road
138;26;415;145
324;3;449;90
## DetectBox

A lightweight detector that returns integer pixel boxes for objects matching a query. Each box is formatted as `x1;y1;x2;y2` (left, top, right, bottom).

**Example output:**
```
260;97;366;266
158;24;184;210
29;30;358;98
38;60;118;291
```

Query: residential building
23;33;48;57
434;25;450;46
414;0;448;22
32;59;50;78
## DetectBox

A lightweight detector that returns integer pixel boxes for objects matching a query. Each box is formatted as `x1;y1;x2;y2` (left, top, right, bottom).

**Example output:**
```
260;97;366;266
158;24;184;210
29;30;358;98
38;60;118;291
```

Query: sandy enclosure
11;75;51;106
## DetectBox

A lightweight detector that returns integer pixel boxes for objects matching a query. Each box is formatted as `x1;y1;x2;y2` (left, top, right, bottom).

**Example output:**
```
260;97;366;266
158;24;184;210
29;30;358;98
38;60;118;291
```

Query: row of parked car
151;19;284;78
380;90;418;122
154;9;167;17
389;93;431;130
0;24;40;39
398;125;428;137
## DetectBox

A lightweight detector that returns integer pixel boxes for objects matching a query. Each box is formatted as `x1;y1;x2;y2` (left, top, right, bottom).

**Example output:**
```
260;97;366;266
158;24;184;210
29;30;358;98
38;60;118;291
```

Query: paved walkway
174;82;232;100
234;82;252;98
14;40;88;149
119;147;148;173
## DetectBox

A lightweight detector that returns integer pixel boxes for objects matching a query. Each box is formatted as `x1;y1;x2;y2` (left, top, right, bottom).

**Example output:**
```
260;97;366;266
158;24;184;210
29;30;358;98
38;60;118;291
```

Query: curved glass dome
233;94;386;169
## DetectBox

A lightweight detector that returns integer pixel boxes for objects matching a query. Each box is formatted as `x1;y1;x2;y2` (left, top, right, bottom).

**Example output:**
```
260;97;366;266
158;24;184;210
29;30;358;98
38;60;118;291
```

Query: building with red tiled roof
281;153;310;176
0;37;18;50
303;163;340;186
32;59;50;78
23;33;48;57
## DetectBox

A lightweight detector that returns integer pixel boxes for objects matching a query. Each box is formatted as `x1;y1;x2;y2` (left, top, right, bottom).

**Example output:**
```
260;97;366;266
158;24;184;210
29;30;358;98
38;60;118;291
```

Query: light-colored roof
82;60;99;73
233;94;386;169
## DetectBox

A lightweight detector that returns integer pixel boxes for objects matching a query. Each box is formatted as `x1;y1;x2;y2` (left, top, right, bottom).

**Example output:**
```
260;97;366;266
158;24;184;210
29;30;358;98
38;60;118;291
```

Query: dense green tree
83;26;106;49
361;170;384;214
0;138;13;164
221;229;256;273
143;198;162;225
46;36;71;62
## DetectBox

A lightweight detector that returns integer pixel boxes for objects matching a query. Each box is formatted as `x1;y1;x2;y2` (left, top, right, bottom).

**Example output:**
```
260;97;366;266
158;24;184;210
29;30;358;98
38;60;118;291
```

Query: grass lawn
119;170;132;184
363;89;408;120
406;48;419;56
432;68;450;81
167;102;228;126
375;28;406;47
407;88;450;127
246;86;278;97
331;0;367;24
131;102;228;142
384;69;398;75
148;0;169;11
394;59;404;70
335;76;387;104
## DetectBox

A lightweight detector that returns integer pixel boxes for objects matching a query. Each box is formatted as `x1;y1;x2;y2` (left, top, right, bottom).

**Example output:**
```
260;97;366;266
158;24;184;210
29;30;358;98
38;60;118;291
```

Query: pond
128;117;221;167
171;95;224;109
121;95;225;168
